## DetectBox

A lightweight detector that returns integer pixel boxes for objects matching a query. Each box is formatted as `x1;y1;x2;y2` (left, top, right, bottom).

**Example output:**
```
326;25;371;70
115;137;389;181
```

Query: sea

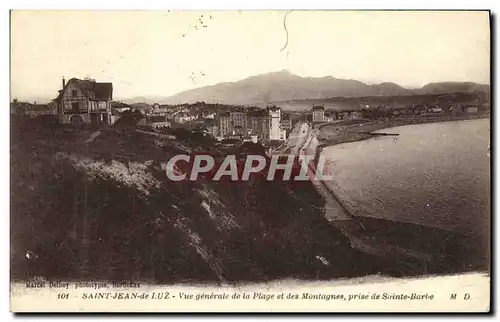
321;119;490;237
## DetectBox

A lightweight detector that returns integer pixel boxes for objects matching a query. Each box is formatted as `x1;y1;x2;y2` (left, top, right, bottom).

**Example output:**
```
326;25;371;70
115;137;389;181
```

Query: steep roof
54;78;113;101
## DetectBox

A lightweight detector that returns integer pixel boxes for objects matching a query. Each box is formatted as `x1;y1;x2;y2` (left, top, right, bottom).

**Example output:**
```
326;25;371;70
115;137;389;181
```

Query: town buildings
312;105;325;122
464;106;479;114
135;115;171;129
25;104;57;118
150;103;169;116
173;112;197;123
280;119;292;130
11;100;57;117
53;77;113;125
450;105;464;115
323;110;337;122
217;111;250;137
248;110;264;134
148;115;171;129
216;106;288;141
230;111;248;135
207;125;219;138
218;112;232;137
199;111;216;119
267;106;286;141
348;110;362;120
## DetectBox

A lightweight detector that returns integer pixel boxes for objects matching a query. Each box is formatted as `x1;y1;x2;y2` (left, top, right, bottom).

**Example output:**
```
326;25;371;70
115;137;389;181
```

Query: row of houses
312;105;365;122
148;103;295;142
137;115;171;129
11;101;57;118
310;103;484;123
150;103;216;123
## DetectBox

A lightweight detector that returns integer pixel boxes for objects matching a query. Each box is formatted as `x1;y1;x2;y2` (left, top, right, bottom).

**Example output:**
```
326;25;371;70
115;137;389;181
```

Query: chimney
62;77;66;88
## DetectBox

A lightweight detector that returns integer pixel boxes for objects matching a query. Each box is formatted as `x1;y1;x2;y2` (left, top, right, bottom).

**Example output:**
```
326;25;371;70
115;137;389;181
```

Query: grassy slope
11;116;392;284
12;115;488;284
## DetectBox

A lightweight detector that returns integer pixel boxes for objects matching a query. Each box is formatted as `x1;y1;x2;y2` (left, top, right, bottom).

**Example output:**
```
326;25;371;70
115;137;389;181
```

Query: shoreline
308;115;490;275
316;113;490;149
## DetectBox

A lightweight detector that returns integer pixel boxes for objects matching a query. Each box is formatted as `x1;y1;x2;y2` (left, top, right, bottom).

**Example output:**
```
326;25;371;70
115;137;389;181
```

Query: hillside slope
11;116;486;283
11;117;387;283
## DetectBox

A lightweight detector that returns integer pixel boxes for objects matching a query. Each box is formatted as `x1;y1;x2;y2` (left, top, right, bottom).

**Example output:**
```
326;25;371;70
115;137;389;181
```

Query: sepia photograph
9;9;491;312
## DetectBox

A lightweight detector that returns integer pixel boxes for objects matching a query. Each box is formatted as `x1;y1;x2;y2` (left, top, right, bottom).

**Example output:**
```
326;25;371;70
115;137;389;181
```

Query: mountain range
121;70;490;106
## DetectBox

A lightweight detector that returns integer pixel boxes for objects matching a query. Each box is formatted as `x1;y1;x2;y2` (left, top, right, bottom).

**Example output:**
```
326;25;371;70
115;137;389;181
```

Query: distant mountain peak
274;69;292;75
122;72;489;106
261;69;295;78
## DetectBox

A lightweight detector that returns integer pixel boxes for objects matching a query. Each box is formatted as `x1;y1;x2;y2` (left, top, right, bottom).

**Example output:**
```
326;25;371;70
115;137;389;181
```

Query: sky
11;10;490;102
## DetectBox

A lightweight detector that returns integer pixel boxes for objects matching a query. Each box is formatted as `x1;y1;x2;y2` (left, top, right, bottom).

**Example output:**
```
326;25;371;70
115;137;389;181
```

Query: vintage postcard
10;10;491;312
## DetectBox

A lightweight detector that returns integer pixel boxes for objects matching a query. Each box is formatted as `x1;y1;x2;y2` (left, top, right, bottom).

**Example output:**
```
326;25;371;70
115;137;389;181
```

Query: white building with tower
267;105;285;141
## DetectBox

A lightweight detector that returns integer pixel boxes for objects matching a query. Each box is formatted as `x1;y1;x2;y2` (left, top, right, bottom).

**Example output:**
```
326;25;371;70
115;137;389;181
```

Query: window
72;90;77;98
